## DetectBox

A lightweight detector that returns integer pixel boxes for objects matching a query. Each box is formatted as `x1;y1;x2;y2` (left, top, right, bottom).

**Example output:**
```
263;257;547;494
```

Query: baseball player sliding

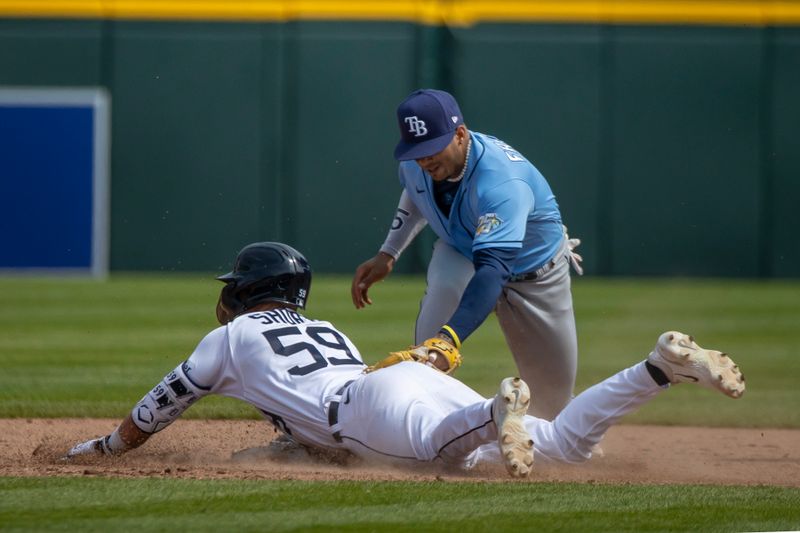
66;242;745;477
352;89;584;420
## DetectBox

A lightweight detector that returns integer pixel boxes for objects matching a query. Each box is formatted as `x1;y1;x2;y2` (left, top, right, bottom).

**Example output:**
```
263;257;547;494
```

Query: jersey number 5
262;326;363;376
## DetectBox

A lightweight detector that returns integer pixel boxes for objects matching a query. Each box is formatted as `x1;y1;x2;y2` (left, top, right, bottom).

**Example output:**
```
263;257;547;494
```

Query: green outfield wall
1;2;798;277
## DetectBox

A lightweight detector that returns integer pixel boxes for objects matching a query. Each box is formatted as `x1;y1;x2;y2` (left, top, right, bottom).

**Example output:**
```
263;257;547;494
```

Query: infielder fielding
67;242;745;477
352;89;584;419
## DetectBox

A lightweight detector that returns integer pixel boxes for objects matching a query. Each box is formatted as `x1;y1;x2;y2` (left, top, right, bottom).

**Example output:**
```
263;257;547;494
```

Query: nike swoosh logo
511;389;520;409
675;373;699;382
415;187;425;193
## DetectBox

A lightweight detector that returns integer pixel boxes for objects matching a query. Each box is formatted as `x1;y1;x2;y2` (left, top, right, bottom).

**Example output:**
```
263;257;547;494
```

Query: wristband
439;325;461;349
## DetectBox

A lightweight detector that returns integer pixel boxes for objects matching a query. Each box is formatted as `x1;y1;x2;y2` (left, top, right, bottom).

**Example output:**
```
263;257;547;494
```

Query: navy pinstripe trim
436;418;493;458
180;360;212;391
339;435;419;461
328;380;355;442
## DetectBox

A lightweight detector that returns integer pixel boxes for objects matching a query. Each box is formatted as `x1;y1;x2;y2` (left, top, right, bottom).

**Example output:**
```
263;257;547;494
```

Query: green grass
1;477;799;532
2;274;799;532
1;274;798;426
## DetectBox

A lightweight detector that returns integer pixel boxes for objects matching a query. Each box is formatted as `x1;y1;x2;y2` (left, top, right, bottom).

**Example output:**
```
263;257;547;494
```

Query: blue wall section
0;106;94;268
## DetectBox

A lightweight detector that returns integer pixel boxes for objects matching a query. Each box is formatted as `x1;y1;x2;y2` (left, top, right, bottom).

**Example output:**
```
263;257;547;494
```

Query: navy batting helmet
215;242;312;324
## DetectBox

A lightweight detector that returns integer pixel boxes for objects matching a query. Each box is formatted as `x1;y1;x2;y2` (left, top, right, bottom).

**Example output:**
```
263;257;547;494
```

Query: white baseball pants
334;360;662;468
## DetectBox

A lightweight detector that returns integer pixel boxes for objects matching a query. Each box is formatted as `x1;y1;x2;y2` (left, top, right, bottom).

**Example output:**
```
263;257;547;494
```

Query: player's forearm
442;267;505;343
105;414;152;454
441;248;515;343
68;360;210;459
379;190;427;260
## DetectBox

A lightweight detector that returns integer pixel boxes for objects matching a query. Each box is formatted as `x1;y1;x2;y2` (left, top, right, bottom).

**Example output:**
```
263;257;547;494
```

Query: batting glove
64;436;112;459
563;225;584;276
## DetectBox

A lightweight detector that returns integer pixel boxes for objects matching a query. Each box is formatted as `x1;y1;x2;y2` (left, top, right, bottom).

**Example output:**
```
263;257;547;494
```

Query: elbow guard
131;361;208;434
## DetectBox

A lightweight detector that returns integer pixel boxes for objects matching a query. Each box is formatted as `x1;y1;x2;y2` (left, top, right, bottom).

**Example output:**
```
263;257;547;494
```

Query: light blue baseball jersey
398;131;563;274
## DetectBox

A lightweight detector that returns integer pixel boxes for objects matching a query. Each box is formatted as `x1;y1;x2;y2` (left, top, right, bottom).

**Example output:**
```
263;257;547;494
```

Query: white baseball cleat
493;377;534;478
648;331;745;399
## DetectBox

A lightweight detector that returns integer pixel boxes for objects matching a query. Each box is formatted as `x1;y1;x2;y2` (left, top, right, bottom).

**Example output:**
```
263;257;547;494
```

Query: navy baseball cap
394;89;464;161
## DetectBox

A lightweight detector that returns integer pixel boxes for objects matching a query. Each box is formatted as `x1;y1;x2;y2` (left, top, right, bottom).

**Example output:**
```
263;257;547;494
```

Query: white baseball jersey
183;308;367;449
146;306;665;467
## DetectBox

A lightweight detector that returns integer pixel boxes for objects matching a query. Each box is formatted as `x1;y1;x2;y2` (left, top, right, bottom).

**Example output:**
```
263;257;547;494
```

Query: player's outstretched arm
64;357;211;459
351;252;395;308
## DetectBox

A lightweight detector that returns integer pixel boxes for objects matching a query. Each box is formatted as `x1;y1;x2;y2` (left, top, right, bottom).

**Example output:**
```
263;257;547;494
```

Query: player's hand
351;252;395;309
63;436;109;459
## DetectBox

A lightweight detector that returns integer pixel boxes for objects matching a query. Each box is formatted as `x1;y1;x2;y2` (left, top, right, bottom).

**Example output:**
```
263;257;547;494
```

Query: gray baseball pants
415;239;578;420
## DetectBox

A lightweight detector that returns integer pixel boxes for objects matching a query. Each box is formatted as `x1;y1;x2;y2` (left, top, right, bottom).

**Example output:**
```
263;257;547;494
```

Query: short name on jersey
248;309;307;326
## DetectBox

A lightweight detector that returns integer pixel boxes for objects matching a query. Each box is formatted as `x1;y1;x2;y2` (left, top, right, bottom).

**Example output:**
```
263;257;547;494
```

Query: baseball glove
366;337;462;375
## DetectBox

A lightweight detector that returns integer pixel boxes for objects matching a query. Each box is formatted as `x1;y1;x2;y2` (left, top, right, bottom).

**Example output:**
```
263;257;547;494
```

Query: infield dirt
2;419;798;486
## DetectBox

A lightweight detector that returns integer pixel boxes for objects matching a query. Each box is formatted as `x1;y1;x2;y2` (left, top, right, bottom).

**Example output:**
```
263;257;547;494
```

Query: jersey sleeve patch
476;213;503;236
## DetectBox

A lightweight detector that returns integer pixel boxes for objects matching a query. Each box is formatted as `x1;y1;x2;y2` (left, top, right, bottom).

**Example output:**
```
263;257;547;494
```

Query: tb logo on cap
404;116;428;137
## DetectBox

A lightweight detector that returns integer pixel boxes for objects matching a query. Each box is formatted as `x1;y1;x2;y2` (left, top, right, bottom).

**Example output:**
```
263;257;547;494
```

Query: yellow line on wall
1;0;799;26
